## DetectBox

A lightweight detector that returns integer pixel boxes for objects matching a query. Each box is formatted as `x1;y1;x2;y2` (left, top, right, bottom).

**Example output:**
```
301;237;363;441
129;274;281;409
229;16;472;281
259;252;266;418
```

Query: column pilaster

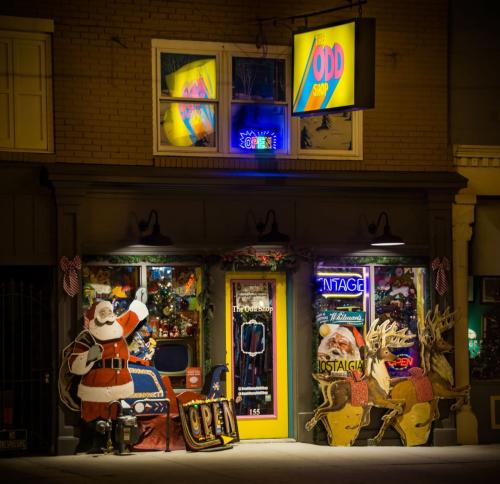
452;192;478;444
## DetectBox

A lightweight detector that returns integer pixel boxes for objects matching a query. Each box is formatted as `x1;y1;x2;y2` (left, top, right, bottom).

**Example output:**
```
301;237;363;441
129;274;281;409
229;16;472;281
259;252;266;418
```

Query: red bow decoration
431;257;450;296
60;255;82;297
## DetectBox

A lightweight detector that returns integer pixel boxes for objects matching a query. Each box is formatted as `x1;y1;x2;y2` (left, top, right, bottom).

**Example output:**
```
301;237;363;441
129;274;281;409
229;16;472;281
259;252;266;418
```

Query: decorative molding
0;15;54;33
453;145;500;167
46;164;468;193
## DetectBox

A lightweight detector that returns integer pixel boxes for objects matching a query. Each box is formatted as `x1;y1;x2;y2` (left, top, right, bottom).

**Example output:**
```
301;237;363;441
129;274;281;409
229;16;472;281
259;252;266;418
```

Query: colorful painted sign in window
293;19;375;116
230;280;276;417
160;53;217;147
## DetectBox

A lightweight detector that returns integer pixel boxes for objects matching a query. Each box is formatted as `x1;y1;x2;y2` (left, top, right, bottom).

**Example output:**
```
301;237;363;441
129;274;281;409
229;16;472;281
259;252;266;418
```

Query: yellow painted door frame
225;272;288;439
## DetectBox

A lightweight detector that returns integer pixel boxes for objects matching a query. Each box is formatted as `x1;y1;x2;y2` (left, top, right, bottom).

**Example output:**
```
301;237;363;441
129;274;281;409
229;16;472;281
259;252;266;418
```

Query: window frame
152;39;362;160
228;47;290;156
152;40;222;154
0;16;54;153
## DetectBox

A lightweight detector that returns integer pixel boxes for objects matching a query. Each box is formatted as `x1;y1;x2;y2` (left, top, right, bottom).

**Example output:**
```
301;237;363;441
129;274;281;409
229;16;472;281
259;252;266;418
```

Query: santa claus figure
69;299;149;421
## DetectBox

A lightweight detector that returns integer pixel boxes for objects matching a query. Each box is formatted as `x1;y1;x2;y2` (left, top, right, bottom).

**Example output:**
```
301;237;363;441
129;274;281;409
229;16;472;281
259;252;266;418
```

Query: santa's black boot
75;419;107;454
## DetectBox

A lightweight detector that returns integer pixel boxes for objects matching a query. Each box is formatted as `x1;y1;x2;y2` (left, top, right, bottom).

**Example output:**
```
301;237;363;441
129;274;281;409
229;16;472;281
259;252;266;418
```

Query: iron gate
0;268;55;455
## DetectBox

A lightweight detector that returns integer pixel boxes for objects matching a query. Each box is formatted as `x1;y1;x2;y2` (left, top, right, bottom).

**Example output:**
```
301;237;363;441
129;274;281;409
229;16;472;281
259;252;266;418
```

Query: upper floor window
0;16;54;153
152;40;362;160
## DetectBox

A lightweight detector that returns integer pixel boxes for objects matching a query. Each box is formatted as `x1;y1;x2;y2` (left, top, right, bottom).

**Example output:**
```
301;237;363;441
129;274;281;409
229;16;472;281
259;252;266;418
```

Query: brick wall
0;0;452;171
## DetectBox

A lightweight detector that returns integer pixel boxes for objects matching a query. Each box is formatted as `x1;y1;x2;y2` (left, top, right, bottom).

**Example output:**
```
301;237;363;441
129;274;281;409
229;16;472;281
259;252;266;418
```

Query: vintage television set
153;336;197;389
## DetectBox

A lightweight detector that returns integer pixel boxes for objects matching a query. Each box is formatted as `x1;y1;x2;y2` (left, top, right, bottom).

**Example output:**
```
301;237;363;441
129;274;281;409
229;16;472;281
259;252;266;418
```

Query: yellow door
225;272;288;439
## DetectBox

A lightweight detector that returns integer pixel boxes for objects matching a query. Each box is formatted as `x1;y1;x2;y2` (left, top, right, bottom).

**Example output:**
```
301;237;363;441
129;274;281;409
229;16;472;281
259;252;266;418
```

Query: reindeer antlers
366;318;415;350
425;305;457;338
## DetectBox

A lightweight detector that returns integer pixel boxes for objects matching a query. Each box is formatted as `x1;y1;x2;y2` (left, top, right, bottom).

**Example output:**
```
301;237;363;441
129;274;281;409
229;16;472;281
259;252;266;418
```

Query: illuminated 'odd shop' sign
316;272;365;298
292;18;375;116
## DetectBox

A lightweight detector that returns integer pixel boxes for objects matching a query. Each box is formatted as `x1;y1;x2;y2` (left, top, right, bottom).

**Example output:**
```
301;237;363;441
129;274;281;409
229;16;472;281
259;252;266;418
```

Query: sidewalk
1;442;499;484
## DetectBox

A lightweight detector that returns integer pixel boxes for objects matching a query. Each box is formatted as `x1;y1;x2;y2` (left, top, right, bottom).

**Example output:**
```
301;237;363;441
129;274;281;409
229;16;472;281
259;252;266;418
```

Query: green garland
317;255;429;267
198;263;215;375
220;248;299;272
83;254;202;264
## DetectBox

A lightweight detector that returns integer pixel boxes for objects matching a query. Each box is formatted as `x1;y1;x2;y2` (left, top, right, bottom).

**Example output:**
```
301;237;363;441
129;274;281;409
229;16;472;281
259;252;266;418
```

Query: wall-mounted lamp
256;209;290;244
138;210;173;246
368;211;405;247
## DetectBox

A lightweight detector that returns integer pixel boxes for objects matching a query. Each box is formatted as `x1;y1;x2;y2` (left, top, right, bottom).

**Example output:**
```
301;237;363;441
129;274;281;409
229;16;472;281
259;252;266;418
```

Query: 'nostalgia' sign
316;272;366;298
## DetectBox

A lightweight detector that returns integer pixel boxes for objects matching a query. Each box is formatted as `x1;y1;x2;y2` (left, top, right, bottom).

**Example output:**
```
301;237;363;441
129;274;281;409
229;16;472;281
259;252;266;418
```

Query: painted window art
230;280;276;417
159;53;217;148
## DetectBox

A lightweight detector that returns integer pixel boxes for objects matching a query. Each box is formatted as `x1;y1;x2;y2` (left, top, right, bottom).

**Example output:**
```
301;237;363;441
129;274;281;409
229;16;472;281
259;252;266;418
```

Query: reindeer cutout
419;305;470;412
387;305;470;446
306;319;414;446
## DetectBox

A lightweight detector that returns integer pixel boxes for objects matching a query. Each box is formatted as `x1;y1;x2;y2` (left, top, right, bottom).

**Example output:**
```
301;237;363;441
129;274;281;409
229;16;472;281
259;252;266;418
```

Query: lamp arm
376;211;389;230
264;209;277;228
369;211;389;234
150;209;159;226
256;209;277;235
139;209;159;232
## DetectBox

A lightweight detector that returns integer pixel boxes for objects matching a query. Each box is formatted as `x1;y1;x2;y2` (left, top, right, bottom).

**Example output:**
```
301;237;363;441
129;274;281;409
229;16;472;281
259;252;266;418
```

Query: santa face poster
230;280;276;418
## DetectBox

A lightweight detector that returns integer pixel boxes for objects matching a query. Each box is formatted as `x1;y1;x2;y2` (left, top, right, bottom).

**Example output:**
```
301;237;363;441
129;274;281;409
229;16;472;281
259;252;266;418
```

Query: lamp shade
138;210;173;246
369;212;405;247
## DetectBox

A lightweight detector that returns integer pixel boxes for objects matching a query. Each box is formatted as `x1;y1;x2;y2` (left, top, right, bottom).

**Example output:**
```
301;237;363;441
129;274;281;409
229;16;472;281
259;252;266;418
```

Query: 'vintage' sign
316;272;366;298
178;397;239;451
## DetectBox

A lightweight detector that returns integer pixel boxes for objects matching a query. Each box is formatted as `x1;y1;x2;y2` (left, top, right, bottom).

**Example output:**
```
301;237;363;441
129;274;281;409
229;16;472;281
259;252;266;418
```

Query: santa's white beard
89;319;123;341
333;347;361;361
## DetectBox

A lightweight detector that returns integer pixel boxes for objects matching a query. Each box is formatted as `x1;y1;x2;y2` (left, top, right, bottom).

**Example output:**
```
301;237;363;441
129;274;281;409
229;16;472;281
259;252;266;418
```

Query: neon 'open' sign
239;130;277;151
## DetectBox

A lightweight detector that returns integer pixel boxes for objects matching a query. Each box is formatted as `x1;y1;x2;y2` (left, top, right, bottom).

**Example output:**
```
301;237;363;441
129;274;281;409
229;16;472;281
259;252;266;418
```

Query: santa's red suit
69;300;149;421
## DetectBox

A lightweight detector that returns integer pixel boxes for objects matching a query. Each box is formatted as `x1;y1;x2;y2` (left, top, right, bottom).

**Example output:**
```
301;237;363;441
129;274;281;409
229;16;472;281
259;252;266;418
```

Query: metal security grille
0;268;55;455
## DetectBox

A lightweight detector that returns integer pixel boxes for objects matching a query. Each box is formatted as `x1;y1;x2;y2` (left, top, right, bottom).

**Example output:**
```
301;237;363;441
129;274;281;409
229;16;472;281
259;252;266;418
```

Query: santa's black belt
94;358;126;369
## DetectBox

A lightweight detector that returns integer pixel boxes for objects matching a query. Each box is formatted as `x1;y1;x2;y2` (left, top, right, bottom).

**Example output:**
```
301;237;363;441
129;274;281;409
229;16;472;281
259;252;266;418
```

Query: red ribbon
60;255;81;297
431;257;450;296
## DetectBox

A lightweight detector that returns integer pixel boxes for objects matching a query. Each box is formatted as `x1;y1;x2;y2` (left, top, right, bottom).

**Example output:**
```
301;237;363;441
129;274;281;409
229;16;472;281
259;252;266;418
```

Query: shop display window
82;265;140;315
82;261;203;389
313;261;428;378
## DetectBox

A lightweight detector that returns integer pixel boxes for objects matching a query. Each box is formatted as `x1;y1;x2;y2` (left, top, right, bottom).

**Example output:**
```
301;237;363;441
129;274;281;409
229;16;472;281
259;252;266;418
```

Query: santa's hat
339;324;365;348
86;300;113;322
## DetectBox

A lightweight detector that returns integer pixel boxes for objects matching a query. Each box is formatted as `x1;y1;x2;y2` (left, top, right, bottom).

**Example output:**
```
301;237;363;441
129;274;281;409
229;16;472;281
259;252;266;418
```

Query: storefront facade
44;165;466;451
0;0;488;454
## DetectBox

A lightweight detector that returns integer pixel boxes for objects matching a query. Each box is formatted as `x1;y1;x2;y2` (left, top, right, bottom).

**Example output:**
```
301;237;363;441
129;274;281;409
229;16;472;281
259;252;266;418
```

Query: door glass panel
230;279;275;417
